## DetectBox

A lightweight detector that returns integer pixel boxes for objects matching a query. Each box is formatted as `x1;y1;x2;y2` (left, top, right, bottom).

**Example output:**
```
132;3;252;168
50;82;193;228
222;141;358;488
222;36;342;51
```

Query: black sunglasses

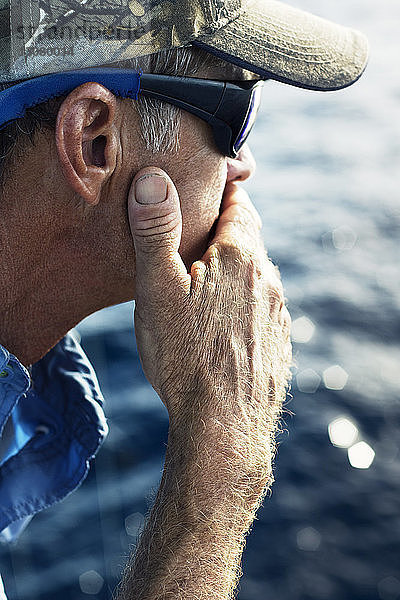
0;68;264;158
138;73;264;158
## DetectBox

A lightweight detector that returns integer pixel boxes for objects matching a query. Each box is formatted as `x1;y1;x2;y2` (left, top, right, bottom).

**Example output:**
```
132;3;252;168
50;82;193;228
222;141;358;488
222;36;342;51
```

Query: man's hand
129;166;292;420
117;166;293;600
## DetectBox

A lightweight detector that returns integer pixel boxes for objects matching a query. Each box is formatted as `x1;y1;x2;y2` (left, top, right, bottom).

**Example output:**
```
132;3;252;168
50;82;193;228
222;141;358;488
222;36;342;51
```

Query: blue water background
1;0;399;598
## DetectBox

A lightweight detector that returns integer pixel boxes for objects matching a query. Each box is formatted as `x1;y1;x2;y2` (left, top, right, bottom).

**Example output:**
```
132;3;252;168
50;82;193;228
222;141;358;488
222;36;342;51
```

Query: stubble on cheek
176;159;227;269
127;107;228;270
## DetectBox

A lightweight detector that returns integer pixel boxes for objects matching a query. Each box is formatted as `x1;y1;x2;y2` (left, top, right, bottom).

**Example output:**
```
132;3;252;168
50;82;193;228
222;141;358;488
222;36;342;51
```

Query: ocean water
1;0;399;598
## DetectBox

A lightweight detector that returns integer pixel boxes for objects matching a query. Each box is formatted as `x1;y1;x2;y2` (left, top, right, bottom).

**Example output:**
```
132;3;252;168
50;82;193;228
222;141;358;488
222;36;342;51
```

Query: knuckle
206;242;265;291
208;240;245;264
202;243;222;276
237;248;261;277
190;260;207;292
203;242;222;262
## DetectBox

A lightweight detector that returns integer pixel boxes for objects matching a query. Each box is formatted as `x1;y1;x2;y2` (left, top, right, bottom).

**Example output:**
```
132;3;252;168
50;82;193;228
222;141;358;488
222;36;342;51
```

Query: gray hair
0;45;251;180
121;46;249;154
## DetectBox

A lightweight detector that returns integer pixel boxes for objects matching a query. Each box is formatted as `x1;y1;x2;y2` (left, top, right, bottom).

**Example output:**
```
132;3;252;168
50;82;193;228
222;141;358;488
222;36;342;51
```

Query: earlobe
55;82;118;206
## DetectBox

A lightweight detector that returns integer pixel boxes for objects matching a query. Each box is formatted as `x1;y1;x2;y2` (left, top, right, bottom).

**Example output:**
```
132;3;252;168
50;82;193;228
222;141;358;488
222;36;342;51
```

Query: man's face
125;108;256;268
104;70;258;293
46;63;259;305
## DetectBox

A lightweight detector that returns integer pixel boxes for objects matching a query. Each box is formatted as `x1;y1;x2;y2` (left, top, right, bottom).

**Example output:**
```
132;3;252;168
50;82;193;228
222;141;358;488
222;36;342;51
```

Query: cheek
179;201;219;268
178;163;227;269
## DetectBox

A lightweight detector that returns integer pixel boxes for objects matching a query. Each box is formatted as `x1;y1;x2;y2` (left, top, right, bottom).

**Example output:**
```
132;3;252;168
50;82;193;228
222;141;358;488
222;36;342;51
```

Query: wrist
166;410;274;514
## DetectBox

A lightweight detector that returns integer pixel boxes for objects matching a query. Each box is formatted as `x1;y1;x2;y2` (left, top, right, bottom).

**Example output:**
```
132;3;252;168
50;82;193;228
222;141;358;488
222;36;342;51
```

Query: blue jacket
0;331;108;597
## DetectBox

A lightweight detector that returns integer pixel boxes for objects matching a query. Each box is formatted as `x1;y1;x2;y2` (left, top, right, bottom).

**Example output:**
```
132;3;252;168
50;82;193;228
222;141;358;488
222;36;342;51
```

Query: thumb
128;167;191;303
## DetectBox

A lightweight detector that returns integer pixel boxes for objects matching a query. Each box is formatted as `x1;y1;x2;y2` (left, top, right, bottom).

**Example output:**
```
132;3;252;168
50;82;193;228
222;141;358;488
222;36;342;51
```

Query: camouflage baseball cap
0;0;368;90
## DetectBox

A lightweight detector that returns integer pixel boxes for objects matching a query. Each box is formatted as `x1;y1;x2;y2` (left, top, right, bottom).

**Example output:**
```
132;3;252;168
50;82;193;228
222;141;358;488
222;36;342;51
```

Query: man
0;0;368;597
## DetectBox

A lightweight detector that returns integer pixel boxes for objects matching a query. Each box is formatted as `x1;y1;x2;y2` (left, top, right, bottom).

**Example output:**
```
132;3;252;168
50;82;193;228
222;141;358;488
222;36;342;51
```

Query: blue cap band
0;68;142;129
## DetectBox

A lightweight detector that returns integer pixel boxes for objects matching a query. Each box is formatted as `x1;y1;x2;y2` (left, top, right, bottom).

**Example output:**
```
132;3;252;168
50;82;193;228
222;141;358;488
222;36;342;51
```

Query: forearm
115;402;277;600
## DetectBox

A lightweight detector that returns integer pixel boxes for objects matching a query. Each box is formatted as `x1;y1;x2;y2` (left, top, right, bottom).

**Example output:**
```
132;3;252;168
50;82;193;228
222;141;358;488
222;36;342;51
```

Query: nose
226;143;256;183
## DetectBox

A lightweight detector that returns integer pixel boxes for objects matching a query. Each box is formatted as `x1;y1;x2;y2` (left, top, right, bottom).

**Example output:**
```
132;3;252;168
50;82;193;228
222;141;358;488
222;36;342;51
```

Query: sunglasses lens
233;83;263;154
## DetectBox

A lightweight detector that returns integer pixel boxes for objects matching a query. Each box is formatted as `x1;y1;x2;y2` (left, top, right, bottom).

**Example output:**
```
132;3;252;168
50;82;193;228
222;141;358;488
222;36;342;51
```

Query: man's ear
55;82;118;206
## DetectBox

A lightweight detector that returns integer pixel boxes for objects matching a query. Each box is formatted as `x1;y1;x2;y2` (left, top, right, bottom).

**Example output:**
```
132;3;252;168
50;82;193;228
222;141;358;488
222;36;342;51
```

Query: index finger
210;182;263;252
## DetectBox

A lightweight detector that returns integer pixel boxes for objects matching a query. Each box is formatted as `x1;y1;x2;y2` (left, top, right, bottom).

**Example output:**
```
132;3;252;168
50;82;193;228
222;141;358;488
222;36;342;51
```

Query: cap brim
192;0;369;91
